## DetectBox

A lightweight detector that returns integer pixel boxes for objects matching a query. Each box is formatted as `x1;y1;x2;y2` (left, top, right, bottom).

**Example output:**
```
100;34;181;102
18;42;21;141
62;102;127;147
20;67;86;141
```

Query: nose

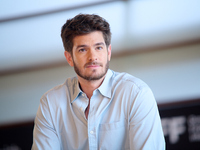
88;49;97;61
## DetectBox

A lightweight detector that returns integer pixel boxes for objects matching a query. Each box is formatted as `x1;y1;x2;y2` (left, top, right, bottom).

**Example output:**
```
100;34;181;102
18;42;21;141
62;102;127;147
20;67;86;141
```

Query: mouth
85;62;102;68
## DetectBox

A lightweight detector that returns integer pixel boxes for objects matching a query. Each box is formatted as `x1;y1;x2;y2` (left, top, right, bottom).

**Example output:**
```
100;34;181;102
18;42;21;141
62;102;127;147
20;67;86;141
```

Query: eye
96;46;103;50
78;48;86;52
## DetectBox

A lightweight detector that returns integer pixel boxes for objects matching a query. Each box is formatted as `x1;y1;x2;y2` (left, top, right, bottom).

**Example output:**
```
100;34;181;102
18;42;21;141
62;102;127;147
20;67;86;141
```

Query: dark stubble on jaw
73;60;109;81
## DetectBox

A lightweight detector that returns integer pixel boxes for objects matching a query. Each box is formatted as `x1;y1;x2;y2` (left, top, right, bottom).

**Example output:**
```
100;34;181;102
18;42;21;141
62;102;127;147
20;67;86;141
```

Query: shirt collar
97;69;113;99
70;69;113;103
70;77;82;103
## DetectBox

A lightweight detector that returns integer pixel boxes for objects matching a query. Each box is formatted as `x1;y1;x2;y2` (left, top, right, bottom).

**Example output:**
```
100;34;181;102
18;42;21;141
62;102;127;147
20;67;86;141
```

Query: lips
84;62;102;68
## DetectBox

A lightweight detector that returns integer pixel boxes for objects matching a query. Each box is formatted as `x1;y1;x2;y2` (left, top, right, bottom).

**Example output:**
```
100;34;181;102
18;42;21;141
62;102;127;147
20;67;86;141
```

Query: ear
108;44;112;61
64;51;74;67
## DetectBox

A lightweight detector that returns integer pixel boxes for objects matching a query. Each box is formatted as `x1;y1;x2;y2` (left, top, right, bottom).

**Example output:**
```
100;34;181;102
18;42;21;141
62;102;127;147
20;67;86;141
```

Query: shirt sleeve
129;86;165;150
32;97;61;150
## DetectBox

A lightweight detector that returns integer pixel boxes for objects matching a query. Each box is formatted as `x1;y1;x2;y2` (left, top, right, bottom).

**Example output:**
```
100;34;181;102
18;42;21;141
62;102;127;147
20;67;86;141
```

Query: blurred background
0;0;200;149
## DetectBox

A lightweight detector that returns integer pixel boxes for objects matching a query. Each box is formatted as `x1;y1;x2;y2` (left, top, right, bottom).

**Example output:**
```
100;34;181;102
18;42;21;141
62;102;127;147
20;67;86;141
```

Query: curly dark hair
61;14;111;54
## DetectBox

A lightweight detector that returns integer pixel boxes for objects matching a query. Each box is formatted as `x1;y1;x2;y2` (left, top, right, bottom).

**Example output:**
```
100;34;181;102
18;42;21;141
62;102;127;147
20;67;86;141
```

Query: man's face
65;31;111;81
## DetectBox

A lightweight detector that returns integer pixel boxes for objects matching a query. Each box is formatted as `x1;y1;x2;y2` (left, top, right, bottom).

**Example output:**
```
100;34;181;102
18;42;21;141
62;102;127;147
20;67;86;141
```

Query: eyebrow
95;42;105;46
76;42;105;50
76;45;87;50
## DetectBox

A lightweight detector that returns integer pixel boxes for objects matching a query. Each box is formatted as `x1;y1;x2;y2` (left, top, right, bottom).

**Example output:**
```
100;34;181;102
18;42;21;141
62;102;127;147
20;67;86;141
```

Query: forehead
72;31;105;47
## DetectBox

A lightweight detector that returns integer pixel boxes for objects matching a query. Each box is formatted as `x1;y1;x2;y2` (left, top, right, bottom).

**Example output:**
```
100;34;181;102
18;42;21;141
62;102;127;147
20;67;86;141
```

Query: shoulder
111;70;157;109
41;76;77;103
109;70;157;119
110;70;156;106
111;70;149;91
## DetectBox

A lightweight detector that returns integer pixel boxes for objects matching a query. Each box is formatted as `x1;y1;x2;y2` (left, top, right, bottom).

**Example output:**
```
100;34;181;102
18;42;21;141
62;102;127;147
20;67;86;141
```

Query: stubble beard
73;60;109;81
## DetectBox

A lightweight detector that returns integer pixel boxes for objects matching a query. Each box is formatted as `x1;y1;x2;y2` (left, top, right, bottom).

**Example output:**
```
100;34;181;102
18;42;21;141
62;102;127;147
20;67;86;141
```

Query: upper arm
32;97;61;150
129;86;165;150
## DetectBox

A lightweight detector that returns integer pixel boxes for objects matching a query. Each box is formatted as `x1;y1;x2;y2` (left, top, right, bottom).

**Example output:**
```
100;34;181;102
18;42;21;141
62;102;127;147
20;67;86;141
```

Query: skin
64;31;111;100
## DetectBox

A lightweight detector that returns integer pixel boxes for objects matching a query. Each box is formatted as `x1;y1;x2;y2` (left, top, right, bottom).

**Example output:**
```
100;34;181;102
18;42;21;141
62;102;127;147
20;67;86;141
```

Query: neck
78;76;105;99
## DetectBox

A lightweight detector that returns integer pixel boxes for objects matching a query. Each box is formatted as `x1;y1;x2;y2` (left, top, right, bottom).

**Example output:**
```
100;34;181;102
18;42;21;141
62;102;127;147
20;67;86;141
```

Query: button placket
87;96;98;149
80;107;84;112
78;92;88;118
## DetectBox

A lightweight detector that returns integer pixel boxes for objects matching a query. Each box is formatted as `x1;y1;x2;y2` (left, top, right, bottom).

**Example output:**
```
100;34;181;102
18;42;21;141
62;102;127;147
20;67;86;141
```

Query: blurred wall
1;1;200;149
0;42;200;125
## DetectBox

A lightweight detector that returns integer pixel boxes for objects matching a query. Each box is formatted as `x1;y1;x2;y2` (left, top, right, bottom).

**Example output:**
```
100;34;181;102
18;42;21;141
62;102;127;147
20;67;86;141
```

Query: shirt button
82;93;85;97
80;107;84;111
90;131;94;134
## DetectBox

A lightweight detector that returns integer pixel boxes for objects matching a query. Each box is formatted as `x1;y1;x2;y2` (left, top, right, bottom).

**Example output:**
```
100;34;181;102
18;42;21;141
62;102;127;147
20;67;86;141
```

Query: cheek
73;56;85;66
104;53;110;61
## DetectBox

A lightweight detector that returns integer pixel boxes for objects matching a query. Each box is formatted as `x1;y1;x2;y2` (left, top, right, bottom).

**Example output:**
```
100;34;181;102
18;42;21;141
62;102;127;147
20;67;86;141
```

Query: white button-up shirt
32;69;165;150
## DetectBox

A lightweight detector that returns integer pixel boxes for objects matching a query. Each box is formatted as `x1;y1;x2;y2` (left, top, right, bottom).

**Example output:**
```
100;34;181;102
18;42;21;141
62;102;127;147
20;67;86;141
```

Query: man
32;14;165;150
